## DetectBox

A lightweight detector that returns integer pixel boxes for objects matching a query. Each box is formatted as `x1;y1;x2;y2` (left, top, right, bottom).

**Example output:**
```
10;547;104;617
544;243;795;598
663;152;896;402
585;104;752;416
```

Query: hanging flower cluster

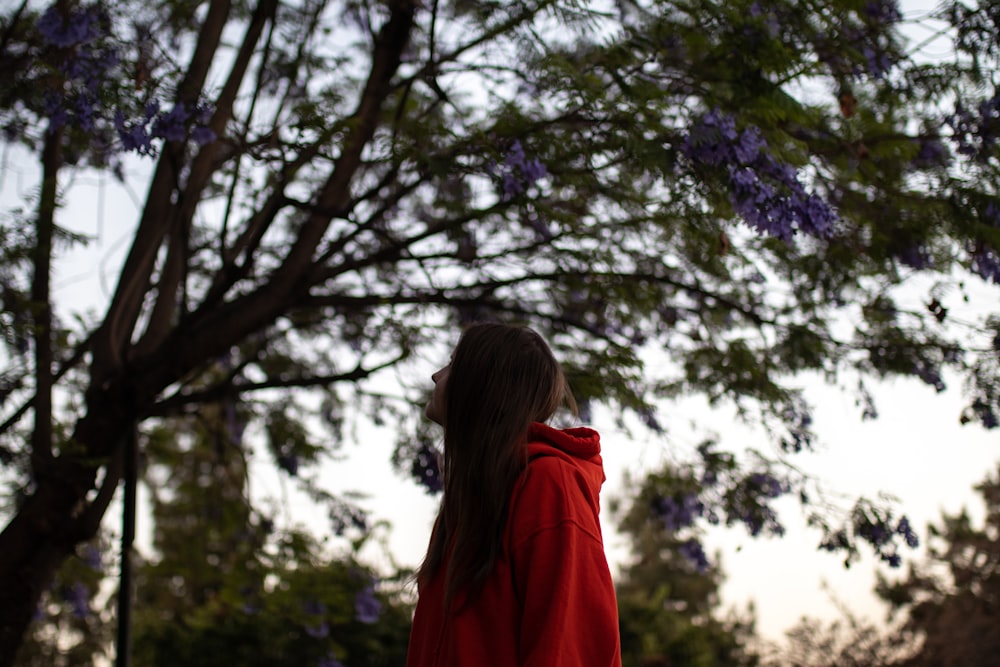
36;4;120;134
815;0;903;80
970;201;1000;284
34;2;215;156
683;110;838;242
491;140;547;199
948;91;1000;164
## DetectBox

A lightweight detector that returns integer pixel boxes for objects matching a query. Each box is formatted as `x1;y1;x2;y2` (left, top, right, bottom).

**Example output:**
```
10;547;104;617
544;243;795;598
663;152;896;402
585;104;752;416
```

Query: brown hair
417;322;577;609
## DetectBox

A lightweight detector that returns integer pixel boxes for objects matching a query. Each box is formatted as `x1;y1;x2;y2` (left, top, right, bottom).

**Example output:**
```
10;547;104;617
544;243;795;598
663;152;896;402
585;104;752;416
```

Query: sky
2;0;998;648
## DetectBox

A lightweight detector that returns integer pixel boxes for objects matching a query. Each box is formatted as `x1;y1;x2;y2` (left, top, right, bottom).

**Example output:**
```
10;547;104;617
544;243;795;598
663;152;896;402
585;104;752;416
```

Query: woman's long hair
417;322;577;609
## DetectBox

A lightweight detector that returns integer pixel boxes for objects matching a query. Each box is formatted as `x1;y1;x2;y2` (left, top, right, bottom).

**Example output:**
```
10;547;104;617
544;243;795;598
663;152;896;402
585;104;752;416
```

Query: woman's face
425;362;450;425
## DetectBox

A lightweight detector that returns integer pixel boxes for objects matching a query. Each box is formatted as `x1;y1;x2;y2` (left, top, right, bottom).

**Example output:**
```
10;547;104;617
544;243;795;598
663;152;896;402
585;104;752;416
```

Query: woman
406;322;621;667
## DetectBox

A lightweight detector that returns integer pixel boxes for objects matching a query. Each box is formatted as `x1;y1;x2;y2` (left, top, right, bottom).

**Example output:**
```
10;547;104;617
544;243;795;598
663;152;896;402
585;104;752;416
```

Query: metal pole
115;424;137;667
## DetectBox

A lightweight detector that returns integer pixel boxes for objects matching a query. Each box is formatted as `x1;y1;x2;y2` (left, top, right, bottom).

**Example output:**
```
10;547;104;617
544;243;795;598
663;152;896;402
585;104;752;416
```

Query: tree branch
29;121;62;473
133;0;280;359
94;0;234;372
130;0;418;401
149;350;411;417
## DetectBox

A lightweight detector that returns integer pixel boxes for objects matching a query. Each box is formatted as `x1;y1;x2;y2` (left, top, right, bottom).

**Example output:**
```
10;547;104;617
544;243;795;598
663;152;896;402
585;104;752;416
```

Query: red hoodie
405;422;622;667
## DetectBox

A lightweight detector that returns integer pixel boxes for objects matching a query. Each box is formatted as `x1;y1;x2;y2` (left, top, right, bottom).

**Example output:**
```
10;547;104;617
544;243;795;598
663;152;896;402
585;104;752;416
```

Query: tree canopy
1;0;999;663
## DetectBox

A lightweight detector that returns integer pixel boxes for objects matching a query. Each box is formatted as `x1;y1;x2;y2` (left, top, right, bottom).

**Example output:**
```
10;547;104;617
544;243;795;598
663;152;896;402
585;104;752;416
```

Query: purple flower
984;202;1000;227
411;443;442;493
191;125;217;146
502;172;523;198
748;472;788;498
678;538;710;572
64;582;90;618
152;103;190;142
354;583;382;624
863;0;902;26
302;598;328;636
190;102;217;145
863;45;894;80
856;513;893;549
683;110;838;241
763;12;780;37
74;93;97;132
43;92;68;130
304;621;329;638
318;653;345;667
896;516;919;548
895;244;932;270
734;128;766;164
83;545;102;571
521;157;547;182
652;493;703;531
505;140;527;169
495;140;548;198
114;110;154;155
971;247;1000;284
947;93;1000;161
37;5;102;48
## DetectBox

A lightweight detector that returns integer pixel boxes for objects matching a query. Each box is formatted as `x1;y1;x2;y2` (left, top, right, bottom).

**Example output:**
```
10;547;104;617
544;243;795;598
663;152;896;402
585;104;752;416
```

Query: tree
15;379;414;666
128;402;413;667
761;613;912;667
11;535;114;667
1;0;999;662
759;464;1000;667
612;463;759;667
875;463;1000;667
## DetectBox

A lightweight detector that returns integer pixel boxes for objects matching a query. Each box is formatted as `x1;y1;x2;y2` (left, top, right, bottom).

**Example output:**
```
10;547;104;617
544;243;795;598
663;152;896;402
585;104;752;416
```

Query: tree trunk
0;499;87;666
0;389;130;666
0;2;416;662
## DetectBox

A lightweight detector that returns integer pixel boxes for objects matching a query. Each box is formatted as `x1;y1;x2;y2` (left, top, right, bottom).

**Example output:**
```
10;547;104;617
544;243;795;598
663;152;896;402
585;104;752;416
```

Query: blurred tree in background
1;0;999;662
876;463;1000;667
759;464;1000;667
761;613;911;667
612;462;760;667
16;387;413;666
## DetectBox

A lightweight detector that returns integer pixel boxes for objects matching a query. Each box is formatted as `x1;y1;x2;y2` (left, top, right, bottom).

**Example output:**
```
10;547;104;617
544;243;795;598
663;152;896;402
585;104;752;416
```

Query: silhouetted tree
876;463;1000;667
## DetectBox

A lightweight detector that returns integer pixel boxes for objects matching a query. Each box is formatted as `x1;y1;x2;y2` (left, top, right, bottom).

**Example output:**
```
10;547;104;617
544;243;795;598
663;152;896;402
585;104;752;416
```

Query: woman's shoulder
508;450;603;542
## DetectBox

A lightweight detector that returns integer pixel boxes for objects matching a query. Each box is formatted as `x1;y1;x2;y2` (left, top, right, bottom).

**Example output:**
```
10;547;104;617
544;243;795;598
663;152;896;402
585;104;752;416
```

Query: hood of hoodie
526;421;606;494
